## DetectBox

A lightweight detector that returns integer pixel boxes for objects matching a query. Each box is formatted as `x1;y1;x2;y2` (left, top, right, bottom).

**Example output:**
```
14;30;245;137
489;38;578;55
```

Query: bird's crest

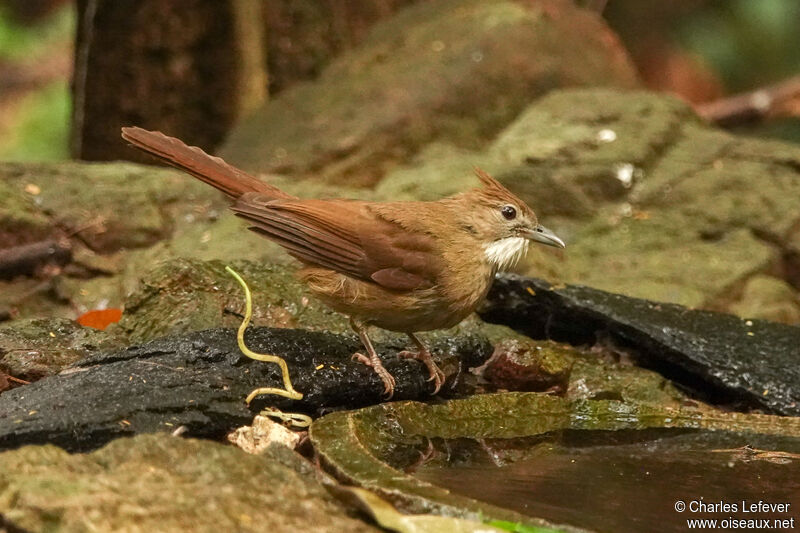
473;167;533;217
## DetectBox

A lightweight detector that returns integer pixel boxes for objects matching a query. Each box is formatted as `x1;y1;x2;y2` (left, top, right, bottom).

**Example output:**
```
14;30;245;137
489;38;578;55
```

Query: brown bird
121;127;565;398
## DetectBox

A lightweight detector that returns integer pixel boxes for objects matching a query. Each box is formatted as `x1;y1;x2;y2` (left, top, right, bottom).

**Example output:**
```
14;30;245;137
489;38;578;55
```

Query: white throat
483;237;529;271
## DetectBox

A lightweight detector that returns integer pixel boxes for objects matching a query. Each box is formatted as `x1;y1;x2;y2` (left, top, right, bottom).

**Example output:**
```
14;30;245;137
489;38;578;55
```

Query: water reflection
412;429;800;533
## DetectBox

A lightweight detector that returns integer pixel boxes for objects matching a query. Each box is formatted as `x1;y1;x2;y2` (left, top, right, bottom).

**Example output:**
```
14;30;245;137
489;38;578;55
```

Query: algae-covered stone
729;274;800;325
222;0;638;185
0;156;383;320
0;318;120;380
480;338;574;393
0;434;377;533
504;90;800;310
116;258;348;344
0;161;215;252
0;176;52;248
568;358;692;408
560;221;772;307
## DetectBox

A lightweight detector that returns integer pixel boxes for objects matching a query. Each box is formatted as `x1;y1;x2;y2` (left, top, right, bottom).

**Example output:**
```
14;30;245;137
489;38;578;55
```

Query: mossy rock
0;161;218;252
377;89;800;315
0;318;120;380
0;434;377;533
729;274;800;325
222;0;638;185
114;258;348;345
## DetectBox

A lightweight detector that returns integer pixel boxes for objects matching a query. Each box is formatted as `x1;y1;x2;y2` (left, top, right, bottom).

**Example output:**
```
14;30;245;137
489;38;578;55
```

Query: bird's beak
525;224;566;249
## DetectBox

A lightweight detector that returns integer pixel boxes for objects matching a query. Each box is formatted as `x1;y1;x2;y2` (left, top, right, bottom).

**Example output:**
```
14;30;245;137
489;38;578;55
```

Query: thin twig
696;74;800;127
0;239;72;279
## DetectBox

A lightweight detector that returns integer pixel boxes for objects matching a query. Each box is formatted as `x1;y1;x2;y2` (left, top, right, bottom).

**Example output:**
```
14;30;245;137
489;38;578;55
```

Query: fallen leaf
77;308;123;330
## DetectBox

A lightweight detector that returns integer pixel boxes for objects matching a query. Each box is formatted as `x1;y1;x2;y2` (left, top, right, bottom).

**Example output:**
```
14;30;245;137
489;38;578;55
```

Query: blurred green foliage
0;4;73;161
0;81;70;161
0;4;73;60
676;0;800;91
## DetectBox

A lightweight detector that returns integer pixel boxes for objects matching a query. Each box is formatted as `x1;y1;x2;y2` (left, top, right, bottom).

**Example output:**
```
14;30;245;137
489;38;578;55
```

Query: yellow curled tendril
225;266;306;410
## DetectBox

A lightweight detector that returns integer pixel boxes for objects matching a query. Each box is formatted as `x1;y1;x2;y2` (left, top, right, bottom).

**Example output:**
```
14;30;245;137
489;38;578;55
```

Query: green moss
0;434;376;533
729;275;800;324
115;258;348;344
0;318;121;379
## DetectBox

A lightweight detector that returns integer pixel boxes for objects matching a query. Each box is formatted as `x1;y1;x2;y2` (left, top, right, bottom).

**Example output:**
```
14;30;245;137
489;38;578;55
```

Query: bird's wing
231;195;440;291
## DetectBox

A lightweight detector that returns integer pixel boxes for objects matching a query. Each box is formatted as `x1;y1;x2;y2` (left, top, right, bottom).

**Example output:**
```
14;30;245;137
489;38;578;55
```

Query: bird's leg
350;318;396;399
398;333;445;395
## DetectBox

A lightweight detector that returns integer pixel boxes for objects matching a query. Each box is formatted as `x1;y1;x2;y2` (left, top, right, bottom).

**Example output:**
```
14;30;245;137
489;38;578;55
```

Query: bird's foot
398;349;445;395
352;352;396;399
351;352;372;366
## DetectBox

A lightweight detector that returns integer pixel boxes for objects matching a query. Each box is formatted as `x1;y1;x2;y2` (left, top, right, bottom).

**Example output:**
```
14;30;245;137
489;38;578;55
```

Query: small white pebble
615;163;635;188
597;129;617;143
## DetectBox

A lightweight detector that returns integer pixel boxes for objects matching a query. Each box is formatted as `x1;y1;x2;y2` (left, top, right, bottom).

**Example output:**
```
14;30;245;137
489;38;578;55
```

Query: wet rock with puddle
310;392;800;532
481;274;800;415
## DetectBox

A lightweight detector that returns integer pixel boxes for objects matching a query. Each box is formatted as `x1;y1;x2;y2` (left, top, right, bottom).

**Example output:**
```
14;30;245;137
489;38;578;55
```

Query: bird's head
460;168;565;271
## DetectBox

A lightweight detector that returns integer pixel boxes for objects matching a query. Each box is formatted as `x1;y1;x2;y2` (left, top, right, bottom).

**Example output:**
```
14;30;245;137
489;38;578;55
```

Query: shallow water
412;429;800;532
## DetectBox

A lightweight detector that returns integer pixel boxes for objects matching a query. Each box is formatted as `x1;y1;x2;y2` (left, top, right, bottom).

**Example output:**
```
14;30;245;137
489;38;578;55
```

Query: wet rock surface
310;392;800;531
478;338;574;394
481;274;800;415
0;326;491;452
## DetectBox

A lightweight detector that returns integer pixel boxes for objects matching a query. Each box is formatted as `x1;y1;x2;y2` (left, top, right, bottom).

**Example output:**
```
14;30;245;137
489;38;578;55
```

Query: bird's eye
501;205;517;220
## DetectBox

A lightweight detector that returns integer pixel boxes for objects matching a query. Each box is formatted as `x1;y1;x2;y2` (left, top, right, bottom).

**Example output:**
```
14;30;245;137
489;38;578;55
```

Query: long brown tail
121;127;293;200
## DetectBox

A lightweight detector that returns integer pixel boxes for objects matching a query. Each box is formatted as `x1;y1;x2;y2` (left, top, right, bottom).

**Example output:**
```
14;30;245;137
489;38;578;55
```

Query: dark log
0;327;491;452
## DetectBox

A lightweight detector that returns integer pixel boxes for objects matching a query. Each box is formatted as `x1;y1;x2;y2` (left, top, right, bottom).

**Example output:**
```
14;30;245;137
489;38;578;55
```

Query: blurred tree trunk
71;0;421;163
70;0;266;162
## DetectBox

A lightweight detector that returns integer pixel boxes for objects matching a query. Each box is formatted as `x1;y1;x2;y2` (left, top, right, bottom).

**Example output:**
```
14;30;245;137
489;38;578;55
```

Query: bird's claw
380;372;396;399
352;352;396;399
398;350;445;395
351;352;372;366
